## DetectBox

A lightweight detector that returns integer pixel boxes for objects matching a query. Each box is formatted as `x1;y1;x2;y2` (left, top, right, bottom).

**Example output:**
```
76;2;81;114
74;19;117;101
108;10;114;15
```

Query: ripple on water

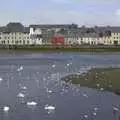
0;53;120;120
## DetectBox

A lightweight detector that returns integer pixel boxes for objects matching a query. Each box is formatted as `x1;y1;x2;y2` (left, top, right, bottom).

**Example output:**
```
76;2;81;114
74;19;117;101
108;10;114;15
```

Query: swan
3;106;10;112
17;66;23;72
27;101;37;106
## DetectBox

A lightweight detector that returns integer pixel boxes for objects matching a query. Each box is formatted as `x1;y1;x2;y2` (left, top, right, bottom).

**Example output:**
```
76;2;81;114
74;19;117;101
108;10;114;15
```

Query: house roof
109;27;120;33
0;26;7;32
29;24;78;29
79;33;99;38
24;27;30;33
6;22;24;32
93;26;120;33
0;22;30;33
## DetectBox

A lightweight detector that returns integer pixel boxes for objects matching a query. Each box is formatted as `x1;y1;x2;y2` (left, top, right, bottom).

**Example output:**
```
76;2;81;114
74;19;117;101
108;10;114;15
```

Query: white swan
52;64;56;68
92;112;97;116
82;93;88;98
17;66;23;72
0;77;3;82
84;114;88;118
27;101;37;106
93;107;98;111
17;93;25;98
44;104;55;110
21;86;27;90
67;63;70;67
3;106;10;112
113;107;119;111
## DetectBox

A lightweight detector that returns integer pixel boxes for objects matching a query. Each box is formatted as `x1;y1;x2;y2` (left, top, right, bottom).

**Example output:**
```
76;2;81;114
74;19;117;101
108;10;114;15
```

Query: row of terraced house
0;22;120;46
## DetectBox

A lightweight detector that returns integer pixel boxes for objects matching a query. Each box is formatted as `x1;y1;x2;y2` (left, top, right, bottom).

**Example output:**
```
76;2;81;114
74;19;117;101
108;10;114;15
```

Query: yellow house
94;26;120;45
111;32;120;45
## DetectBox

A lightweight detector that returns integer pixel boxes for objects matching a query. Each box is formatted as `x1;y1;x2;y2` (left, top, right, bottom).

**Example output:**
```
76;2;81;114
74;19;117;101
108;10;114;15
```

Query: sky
0;0;120;26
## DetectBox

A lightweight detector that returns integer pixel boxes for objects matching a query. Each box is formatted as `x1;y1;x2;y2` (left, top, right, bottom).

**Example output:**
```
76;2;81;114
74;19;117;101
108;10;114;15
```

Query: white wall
30;27;42;35
29;27;43;45
34;28;42;35
30;28;34;34
35;38;42;45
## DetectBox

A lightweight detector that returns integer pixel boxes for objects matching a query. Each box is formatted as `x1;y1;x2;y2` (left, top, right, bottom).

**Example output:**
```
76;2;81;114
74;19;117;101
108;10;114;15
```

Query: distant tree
99;31;103;37
86;28;90;33
105;30;111;36
90;28;96;33
94;26;98;28
81;25;86;28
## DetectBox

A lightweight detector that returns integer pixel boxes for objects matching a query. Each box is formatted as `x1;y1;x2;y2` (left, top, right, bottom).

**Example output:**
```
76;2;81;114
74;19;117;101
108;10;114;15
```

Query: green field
1;45;120;52
61;68;120;95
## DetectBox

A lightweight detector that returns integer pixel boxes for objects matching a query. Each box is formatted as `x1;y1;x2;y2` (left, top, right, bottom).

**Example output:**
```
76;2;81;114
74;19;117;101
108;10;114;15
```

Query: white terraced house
29;27;42;45
0;22;32;45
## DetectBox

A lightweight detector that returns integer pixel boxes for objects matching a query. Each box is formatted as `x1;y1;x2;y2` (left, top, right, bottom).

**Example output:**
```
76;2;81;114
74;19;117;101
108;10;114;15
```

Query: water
0;52;120;120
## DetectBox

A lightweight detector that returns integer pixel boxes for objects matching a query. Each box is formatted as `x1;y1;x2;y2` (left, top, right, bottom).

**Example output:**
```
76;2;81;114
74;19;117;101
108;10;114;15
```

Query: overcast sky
0;0;120;26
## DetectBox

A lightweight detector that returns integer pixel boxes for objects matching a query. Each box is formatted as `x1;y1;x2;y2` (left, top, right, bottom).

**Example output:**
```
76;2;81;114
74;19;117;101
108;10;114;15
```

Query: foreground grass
61;68;120;95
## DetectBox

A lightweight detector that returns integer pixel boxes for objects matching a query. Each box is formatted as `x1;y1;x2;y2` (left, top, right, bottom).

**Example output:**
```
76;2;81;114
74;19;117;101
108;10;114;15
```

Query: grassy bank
61;68;120;95
1;45;120;52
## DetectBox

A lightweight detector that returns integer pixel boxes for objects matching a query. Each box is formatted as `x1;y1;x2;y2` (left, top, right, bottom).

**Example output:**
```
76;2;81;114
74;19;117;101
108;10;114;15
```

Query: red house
51;35;64;45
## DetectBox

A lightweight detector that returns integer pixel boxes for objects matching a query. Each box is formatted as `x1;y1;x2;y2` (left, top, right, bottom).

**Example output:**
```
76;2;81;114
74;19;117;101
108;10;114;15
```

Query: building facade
77;33;101;45
1;23;120;46
0;23;31;45
29;24;78;45
111;30;120;45
30;27;42;45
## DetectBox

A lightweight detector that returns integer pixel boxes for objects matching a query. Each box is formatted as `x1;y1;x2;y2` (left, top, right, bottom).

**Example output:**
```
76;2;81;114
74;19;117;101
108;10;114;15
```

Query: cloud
114;9;120;23
115;9;120;16
51;0;73;4
0;0;120;26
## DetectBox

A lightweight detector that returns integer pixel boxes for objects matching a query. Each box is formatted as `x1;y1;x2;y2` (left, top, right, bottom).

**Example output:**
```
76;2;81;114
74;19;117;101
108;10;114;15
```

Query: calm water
0;52;120;120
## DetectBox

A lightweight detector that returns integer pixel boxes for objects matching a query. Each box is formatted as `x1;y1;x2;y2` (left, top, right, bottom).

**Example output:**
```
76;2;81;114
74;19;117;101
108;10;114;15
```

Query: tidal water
0;52;120;120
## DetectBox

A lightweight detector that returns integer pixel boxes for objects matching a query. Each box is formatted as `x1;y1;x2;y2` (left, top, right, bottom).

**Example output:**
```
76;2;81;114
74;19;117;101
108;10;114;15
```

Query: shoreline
61;67;120;95
1;46;120;52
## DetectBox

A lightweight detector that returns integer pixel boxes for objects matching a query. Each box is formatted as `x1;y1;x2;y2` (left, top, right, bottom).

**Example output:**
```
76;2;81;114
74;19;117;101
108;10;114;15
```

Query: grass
61;68;120;95
1;45;120;52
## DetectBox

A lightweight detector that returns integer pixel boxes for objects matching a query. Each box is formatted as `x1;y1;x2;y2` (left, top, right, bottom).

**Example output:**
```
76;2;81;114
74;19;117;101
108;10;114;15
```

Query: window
8;37;9;39
12;40;14;43
19;40;22;44
5;37;7;39
23;40;25;44
27;40;29;44
0;37;1;39
2;41;5;44
15;41;18;44
19;37;21;39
